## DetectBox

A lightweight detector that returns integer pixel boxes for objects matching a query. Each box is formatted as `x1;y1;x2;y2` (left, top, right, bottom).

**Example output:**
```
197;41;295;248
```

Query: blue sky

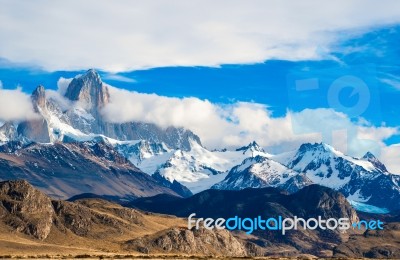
1;24;399;144
1;0;400;172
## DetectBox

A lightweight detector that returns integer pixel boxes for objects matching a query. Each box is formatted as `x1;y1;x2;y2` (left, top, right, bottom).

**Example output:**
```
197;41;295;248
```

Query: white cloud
101;87;399;171
0;88;38;121
1;0;400;72
102;87;232;146
380;74;400;90
46;90;72;111
381;144;400;174
103;74;136;83
56;77;73;96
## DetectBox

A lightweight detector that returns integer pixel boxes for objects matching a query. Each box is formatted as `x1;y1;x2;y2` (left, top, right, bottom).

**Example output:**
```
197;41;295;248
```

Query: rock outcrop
0;180;53;239
31;85;47;113
17;118;50;143
125;227;253;256
16;85;51;143
286;184;359;223
0;180;166;241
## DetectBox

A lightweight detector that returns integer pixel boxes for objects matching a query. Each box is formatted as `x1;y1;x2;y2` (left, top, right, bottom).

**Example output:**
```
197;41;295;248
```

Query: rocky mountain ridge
0;140;186;200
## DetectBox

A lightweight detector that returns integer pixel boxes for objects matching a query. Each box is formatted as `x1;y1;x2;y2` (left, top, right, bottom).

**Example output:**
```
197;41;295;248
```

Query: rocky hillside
0;179;53;240
0;180;259;257
1;179;399;258
0;180;149;241
130;184;358;221
334;223;400;258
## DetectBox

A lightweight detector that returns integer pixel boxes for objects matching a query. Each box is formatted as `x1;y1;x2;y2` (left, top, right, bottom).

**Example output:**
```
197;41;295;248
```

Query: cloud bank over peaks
101;86;398;159
0;78;398;173
100;86;400;173
0;86;38;122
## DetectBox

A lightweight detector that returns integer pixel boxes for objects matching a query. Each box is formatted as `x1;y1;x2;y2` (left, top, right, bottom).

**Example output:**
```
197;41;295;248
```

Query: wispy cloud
380;73;400;90
103;74;136;83
1;0;400;72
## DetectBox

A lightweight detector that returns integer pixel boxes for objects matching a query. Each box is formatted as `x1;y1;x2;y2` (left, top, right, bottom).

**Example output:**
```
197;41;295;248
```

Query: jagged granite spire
16;85;51;143
61;69;202;150
64;69;110;113
31;85;46;113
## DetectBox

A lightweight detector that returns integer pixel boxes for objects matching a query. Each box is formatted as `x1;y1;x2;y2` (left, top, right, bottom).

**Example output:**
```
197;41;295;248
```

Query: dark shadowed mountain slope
0;141;184;199
129;184;357;221
128;185;359;257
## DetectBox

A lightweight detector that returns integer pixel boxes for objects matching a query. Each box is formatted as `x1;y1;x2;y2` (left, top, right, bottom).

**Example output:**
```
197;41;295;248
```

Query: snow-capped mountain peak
146;139;273;194
270;142;400;211
211;141;400;211
212;155;306;192
298;142;343;157
235;141;271;157
275;143;376;173
236;141;263;152
362;151;388;173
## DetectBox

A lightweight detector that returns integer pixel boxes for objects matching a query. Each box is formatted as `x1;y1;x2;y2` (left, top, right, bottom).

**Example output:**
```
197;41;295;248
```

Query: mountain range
1;69;400;213
213;142;400;212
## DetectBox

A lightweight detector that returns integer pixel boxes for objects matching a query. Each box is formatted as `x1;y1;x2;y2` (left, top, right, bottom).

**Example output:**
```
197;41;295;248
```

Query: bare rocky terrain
1;179;399;259
333;222;400;258
0;180;261;258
